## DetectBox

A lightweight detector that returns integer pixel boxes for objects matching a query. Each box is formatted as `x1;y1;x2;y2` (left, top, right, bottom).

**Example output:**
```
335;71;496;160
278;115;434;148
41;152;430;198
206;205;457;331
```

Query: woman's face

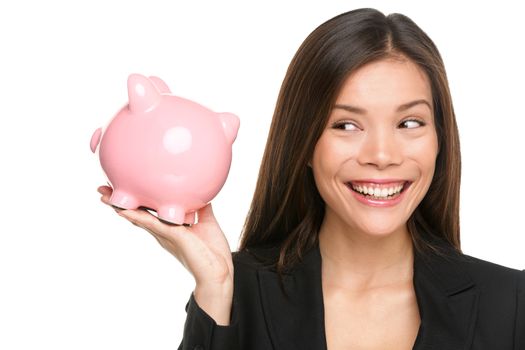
311;57;438;237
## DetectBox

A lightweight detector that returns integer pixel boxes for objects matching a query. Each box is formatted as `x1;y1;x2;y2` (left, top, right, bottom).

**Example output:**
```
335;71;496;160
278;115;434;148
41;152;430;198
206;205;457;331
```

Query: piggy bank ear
149;76;172;94
218;112;240;144
127;73;162;113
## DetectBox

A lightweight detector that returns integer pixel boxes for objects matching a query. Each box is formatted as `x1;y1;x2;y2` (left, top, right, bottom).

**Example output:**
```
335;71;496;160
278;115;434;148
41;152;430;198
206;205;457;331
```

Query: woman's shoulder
419;235;524;290
459;253;524;287
461;253;523;272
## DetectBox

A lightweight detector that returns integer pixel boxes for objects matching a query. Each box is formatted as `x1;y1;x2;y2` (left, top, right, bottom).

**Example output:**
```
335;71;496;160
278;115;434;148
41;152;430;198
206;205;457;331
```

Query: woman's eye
332;122;359;131
399;119;425;129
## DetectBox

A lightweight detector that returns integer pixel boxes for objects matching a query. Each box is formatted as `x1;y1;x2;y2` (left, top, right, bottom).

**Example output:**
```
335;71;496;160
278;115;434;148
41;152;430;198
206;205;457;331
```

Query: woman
98;8;524;350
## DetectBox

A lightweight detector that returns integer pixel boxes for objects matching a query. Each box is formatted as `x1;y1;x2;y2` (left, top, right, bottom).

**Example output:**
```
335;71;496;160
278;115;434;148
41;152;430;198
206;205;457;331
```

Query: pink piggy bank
91;74;240;225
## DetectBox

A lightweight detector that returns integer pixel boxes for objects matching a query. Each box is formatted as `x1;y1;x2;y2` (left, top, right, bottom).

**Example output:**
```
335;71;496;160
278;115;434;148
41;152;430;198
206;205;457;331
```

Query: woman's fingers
119;208;192;246
98;186;114;206
97;185;111;195
119;209;166;234
98;186;126;214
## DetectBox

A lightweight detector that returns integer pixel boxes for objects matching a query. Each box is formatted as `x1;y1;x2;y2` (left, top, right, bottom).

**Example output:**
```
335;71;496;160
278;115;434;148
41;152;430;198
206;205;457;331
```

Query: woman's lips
345;180;412;207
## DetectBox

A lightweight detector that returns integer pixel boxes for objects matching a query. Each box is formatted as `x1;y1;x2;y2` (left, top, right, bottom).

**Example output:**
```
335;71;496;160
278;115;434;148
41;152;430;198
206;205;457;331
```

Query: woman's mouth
345;180;412;207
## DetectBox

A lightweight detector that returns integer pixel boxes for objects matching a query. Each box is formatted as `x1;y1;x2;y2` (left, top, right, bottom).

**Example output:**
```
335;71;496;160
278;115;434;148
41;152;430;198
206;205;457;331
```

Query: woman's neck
318;219;414;290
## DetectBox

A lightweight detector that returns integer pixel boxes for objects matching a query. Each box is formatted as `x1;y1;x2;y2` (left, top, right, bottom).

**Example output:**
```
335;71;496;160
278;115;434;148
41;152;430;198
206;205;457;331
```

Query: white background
1;1;523;349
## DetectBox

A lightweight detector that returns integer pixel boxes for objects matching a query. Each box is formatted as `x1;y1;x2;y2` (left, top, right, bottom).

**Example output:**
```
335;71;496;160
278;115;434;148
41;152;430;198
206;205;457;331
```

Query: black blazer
178;240;525;350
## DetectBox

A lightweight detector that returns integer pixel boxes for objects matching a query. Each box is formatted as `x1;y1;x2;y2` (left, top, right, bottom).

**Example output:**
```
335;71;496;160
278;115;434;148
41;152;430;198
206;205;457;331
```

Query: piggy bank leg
158;205;186;225
184;211;196;225
109;189;140;210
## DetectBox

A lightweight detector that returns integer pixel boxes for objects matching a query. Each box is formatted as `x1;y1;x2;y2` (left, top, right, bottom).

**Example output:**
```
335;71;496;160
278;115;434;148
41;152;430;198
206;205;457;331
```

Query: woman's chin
354;224;408;239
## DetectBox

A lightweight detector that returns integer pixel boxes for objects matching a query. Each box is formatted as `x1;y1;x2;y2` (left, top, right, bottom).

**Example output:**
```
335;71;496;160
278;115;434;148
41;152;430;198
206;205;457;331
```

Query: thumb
196;202;217;224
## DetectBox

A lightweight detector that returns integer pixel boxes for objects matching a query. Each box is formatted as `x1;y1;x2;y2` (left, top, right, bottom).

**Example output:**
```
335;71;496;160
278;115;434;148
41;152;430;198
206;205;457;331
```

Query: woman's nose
356;129;403;169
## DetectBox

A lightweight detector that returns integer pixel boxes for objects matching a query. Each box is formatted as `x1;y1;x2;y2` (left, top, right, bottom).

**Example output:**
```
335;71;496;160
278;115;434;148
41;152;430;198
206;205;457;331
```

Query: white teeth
350;182;406;198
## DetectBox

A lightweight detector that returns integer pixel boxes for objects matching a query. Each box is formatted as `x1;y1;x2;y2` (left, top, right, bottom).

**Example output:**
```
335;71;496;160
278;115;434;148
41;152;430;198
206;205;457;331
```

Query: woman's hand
97;185;234;325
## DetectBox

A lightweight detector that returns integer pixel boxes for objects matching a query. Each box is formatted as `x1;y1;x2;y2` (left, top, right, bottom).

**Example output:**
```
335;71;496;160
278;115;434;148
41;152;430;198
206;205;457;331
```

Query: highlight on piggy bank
90;74;240;225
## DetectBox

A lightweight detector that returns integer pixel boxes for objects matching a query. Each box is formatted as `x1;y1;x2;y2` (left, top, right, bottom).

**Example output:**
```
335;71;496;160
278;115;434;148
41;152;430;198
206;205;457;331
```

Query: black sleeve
177;292;240;350
515;269;525;349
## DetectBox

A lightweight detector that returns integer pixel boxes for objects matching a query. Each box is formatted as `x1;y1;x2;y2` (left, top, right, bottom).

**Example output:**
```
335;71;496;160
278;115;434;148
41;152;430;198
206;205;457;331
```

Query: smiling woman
98;7;525;350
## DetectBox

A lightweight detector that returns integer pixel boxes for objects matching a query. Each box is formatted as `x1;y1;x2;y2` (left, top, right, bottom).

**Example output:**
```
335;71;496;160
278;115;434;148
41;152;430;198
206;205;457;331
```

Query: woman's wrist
193;281;234;326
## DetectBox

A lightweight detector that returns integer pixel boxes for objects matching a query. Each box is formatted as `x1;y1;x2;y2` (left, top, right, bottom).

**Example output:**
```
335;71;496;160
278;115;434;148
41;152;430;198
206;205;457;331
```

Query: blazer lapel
257;245;327;350
257;240;479;350
412;245;480;349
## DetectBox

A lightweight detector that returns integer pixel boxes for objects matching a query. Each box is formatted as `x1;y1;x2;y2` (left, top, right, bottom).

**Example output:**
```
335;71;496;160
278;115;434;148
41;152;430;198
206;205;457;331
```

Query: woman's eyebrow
333;99;432;114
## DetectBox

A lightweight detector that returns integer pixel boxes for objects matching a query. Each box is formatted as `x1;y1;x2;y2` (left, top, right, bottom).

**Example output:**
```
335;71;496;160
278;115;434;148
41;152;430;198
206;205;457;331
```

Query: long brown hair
238;8;461;273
